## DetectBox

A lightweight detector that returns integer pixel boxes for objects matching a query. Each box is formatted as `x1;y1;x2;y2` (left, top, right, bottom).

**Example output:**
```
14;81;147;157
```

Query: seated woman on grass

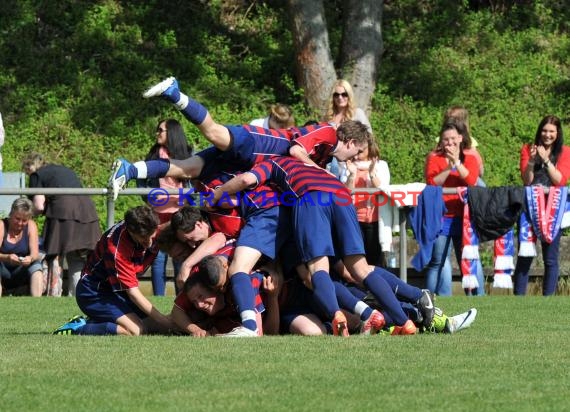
0;198;43;297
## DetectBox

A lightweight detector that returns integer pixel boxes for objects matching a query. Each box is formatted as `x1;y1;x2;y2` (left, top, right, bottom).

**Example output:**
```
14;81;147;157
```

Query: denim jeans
425;232;486;296
513;232;561;296
151;250;181;296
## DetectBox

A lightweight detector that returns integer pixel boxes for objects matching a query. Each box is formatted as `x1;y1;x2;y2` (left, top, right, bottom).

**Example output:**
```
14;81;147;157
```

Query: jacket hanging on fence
467;186;525;242
408;185;445;272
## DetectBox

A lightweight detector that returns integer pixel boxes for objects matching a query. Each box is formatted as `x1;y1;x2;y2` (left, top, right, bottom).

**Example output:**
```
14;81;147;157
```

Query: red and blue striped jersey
174;270;265;315
82;221;158;291
213;239;236;262
243;125;294;164
192;174;245;238
248;156;351;199
194;170;280;212
289;123;337;168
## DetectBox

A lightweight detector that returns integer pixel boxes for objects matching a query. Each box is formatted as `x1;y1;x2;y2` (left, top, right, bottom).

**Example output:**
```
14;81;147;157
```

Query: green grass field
1;296;569;412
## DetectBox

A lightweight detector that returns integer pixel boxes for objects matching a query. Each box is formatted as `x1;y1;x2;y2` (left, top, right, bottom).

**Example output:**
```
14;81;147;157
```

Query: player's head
171;206;211;247
156;223;191;262
333;120;371;161
183;255;228;315
124;205;159;248
195;255;229;291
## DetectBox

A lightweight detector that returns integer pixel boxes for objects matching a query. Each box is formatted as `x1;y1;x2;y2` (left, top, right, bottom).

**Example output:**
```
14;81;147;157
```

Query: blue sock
130;159;170;180
401;302;421;324
311;270;340;319
230;272;257;331
78;322;117;335
372;266;422;302
382;312;394;327
180;97;208;125
144;159;171;179
333;281;372;320
363;271;408;326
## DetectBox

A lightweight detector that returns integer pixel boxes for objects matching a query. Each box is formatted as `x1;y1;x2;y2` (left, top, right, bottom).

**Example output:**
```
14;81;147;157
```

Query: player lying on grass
170;251;280;337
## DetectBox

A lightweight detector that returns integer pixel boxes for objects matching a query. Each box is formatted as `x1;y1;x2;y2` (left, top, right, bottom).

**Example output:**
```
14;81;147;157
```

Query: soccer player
178;172;291;337
169;206;232;290
53;206;175;336
211;156;433;336
171;246;279;337
108;77;371;200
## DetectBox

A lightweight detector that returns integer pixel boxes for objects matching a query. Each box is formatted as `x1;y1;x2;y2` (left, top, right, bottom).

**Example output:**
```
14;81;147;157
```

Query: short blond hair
10;197;34;219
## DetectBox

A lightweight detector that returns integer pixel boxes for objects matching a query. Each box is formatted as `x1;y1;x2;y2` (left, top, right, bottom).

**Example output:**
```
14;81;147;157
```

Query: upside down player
108;76;371;200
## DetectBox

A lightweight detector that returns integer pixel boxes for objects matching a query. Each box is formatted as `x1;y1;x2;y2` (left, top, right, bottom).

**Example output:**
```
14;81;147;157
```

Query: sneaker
108;158;132;201
53;315;87;335
447;308;477;334
416;289;435;328
332;311;349;337
142;76;179;100
378;326;395;336
218;326;259;337
424;307;448;333
391;319;417;335
360;310;386;335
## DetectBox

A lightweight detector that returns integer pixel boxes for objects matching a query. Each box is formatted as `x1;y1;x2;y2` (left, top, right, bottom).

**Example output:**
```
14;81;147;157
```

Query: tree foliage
0;0;569;221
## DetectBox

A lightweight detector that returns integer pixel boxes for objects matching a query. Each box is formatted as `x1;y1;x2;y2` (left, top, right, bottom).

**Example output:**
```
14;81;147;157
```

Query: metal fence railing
0;186;414;281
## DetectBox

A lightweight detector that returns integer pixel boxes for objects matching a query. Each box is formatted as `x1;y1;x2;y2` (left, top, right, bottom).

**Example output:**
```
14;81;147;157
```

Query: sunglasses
333;92;349;98
156;127;167;133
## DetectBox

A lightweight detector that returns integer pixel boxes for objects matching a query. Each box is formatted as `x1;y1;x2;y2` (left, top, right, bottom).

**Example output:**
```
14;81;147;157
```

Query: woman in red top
514;115;570;295
424;119;479;296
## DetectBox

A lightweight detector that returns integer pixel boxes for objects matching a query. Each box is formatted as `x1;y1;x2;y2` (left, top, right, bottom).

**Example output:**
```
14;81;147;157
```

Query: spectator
53;206;176;336
424;106;486;295
323;79;372;132
342;139;390;266
250;103;295;129
137;119;192;296
424;119;481;296
0;198;43;297
514;115;570;295
22;152;101;297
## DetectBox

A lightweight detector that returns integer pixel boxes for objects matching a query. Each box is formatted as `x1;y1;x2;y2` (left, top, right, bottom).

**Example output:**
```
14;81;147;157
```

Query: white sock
354;301;369;317
133;161;148;179
175;93;189;110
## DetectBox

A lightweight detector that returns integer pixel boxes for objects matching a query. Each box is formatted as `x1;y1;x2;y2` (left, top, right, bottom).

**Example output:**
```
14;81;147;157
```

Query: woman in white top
324;79;372;132
342;139;390;266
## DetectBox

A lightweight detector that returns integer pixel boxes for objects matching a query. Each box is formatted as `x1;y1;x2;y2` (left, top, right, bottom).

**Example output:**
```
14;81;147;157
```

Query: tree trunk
339;0;384;114
287;0;337;116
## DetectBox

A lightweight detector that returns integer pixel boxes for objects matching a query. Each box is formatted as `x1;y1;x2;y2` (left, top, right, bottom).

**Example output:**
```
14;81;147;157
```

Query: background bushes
1;0;569;220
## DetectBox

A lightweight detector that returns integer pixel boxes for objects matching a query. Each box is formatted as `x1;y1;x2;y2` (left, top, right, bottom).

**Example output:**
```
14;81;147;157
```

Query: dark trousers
514;232;561;296
359;221;382;266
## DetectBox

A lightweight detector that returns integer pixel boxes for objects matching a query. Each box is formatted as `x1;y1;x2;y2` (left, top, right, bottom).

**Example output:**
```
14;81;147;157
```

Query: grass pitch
1;296;569;412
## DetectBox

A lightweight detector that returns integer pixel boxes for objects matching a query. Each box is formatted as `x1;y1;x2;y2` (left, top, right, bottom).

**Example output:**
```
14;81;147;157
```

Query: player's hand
263;275;281;297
